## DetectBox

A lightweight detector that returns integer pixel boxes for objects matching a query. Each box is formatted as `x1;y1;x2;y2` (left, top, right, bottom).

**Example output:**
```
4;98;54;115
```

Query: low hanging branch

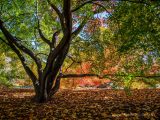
60;73;160;79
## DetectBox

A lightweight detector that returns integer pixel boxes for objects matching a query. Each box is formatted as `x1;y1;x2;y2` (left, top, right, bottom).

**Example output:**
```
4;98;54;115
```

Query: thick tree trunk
34;73;61;103
34;86;50;103
37;88;48;103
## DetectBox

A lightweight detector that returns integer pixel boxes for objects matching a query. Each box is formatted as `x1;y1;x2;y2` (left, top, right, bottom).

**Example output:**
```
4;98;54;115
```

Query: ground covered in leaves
0;88;160;119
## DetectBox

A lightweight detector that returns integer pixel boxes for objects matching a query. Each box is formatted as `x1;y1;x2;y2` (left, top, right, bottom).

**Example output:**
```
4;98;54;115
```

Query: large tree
0;0;159;102
0;0;111;102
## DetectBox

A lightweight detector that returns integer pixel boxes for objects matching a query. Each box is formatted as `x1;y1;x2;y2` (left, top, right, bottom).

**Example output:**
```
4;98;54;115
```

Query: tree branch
0;20;38;83
71;0;93;12
64;55;82;73
72;19;87;38
67;55;81;63
92;2;112;16
0;21;42;79
72;0;149;12
47;0;65;32
60;73;160;79
42;0;72;82
63;0;72;32
0;37;9;46
36;52;48;56
35;0;51;46
49;73;61;97
64;61;75;72
52;30;61;48
37;20;51;46
0;33;38;88
43;0;72;77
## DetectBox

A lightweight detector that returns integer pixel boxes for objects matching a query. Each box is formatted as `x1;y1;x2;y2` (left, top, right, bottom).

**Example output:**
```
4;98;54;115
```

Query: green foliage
123;74;134;95
0;49;28;87
110;1;160;54
0;72;13;88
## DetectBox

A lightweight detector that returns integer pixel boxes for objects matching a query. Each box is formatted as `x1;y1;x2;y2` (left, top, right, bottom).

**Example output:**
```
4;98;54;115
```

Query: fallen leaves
0;89;160;119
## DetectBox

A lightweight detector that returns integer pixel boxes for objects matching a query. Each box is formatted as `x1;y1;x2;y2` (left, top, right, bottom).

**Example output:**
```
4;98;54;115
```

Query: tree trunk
34;86;50;103
36;92;49;103
35;73;61;103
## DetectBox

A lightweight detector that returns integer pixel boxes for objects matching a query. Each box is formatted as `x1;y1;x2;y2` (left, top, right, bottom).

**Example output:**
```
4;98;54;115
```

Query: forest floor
0;88;160;120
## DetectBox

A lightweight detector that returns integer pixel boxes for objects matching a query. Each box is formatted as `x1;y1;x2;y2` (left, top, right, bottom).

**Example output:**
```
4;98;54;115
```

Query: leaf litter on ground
0;88;160;119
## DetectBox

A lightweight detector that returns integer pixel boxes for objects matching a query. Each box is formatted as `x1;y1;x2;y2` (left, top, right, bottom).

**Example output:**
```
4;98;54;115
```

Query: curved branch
92;2;112;16
47;0;65;32
35;0;51;46
72;0;149;12
64;55;82;73
37;20;51;46
35;53;48;57
72;1;112;15
0;33;38;88
71;1;93;12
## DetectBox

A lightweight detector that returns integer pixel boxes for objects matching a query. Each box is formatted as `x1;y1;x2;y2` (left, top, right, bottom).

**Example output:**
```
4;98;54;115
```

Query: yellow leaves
101;112;108;117
63;109;68;114
71;112;77;119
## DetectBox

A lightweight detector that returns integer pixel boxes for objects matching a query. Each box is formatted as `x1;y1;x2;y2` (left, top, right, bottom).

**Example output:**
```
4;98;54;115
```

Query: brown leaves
0;89;160;119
